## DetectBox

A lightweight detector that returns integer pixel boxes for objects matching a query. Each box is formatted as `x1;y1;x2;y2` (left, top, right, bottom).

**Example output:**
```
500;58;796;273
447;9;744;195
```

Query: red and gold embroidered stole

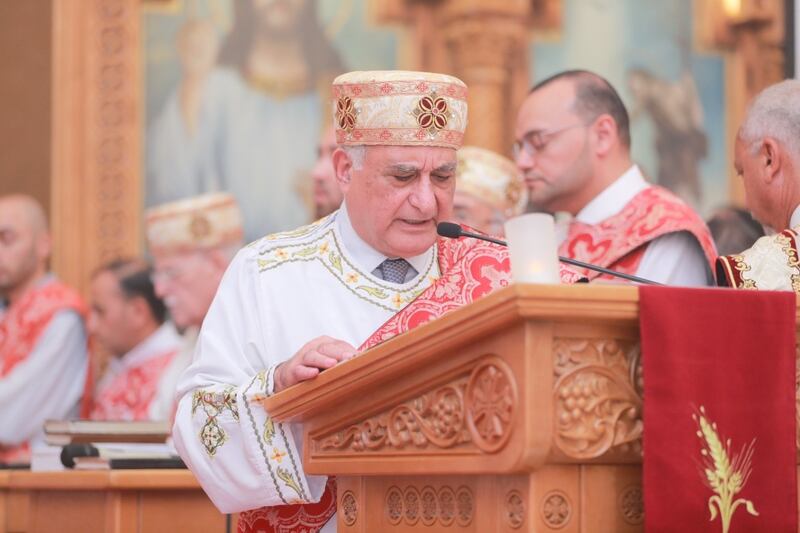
237;232;581;532
361;233;581;350
0;280;86;377
89;348;179;421
560;186;717;281
0;280;86;463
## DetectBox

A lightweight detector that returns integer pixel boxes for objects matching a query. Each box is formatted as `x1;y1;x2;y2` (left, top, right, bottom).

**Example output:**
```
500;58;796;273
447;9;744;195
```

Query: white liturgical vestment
173;205;440;525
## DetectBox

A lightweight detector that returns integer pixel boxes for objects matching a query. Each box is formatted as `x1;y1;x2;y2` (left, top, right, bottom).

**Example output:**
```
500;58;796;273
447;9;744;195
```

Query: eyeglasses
513;122;587;160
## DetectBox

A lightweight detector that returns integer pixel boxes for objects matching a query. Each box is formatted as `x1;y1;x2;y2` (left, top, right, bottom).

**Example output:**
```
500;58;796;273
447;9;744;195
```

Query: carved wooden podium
262;284;713;532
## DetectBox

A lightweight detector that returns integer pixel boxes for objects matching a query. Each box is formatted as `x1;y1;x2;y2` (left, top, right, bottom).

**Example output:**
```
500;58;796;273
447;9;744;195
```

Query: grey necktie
377;258;411;284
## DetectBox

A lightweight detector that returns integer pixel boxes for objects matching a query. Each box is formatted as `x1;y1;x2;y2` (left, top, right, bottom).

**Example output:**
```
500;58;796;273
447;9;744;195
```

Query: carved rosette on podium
263;285;725;532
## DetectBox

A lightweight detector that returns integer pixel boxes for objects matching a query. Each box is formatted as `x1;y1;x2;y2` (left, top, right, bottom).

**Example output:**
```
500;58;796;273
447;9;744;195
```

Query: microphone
437;222;661;286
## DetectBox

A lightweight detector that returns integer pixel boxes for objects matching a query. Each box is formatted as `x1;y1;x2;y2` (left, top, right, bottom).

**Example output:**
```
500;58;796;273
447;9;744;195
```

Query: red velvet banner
641;287;797;532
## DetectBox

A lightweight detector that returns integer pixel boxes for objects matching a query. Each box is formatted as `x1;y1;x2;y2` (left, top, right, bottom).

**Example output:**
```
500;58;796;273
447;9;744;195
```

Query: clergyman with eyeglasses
513;70;717;286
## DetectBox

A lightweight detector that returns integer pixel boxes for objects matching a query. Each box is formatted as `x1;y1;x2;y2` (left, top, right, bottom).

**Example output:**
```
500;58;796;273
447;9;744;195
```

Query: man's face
88;271;141;356
452;191;505;237
514;79;593;213
312;127;343;218
340;145;457;258
0;204;45;296
152;250;222;330
735;133;774;229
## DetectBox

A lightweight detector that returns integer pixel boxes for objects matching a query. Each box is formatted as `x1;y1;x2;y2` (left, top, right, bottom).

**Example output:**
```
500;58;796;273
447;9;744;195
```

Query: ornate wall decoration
341;490;357;526
465;357;518;453
384;485;472;527
318;377;471;453
553;338;643;460
94;1;143;262
51;0;143;294
541;490;571;529
505;489;525;529
619;485;644;525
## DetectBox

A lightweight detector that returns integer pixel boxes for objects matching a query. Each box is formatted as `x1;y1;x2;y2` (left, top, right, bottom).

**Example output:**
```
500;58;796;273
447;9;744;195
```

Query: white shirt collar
335;202;433;278
113;322;182;370
790;204;800;229
575;165;648;224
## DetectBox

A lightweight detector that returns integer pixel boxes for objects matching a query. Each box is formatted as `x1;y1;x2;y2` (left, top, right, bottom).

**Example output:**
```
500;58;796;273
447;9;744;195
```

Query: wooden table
0;470;229;533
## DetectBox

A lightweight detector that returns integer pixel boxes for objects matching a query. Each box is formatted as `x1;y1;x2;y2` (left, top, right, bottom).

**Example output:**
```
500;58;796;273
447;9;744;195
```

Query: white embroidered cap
331;70;468;150
456;146;528;217
145;192;243;255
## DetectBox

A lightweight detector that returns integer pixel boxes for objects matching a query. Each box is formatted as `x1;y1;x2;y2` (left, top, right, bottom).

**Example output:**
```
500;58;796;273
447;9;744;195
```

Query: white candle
504;213;560;284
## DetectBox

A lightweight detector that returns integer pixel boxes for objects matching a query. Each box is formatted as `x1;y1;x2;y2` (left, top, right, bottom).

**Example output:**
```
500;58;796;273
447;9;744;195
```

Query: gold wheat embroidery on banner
693;406;758;533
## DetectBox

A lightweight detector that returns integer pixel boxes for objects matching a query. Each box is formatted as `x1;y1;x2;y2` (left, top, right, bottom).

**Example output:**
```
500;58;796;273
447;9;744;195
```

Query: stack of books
31;420;184;471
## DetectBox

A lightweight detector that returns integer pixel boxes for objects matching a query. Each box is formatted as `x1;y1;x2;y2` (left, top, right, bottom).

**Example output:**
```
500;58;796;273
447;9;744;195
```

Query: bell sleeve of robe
172;248;327;514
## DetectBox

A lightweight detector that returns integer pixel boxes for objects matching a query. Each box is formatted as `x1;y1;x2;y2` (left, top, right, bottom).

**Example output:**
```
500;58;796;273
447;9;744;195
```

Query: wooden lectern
264;284;668;532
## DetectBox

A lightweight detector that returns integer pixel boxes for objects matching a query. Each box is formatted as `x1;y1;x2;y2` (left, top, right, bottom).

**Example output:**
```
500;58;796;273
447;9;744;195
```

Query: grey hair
341;145;366;170
740;79;800;155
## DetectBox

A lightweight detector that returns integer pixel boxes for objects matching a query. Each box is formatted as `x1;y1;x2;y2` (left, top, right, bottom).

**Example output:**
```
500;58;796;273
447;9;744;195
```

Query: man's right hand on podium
273;336;357;392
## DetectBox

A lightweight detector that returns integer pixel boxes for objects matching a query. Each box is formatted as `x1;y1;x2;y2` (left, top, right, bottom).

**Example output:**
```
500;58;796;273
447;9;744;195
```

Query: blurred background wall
0;0;791;294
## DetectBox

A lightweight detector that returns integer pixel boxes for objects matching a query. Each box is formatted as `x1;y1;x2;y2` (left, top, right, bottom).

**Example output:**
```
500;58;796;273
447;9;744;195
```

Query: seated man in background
452;145;527;236
515;69;717;285
0;194;88;463
310;125;344;219
87;258;183;420
717;80;800;290
147;192;244;366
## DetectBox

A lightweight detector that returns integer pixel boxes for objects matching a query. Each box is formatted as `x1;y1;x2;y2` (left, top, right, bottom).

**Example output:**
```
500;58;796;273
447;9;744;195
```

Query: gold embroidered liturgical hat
332;70;468;149
145;192;243;254
457;146;528;217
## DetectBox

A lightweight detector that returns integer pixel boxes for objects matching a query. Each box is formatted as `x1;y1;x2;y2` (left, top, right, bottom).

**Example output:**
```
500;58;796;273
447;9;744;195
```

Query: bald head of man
0;194;51;303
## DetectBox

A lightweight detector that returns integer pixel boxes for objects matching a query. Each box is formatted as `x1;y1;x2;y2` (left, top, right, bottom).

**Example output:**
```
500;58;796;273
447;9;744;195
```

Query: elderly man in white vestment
716;80;800;290
173;71;582;533
146;193;244;415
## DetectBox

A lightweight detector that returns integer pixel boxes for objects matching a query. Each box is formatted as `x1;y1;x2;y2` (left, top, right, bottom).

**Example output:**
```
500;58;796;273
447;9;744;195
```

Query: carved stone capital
444;16;526;73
